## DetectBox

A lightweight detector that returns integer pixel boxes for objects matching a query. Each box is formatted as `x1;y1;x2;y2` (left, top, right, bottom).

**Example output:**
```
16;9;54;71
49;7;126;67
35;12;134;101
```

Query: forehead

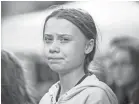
44;17;83;36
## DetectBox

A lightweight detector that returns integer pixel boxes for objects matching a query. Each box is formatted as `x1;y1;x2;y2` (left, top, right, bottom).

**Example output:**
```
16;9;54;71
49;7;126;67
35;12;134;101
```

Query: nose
49;41;60;53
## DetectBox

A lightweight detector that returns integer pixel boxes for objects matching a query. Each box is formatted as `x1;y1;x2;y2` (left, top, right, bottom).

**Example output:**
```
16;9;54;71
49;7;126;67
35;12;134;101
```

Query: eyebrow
44;33;72;37
44;34;53;36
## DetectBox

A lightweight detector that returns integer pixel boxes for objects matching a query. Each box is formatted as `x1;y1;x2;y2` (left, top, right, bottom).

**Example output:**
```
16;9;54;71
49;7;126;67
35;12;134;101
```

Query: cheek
62;42;85;59
43;46;49;57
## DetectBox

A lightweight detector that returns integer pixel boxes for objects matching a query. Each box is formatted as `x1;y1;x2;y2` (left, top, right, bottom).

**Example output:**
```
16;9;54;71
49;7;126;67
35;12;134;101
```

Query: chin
49;65;64;72
50;66;71;75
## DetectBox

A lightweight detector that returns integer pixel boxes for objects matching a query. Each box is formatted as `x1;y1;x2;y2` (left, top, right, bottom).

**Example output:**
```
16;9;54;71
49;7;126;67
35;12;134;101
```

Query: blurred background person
1;50;35;104
109;36;139;104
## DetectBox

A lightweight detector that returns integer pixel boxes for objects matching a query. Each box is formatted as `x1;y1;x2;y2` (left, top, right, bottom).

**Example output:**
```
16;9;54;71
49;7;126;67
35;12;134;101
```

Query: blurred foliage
1;1;71;18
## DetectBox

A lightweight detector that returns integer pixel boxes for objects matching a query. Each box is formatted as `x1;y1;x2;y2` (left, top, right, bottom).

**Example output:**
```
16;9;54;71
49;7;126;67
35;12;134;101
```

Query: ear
85;39;94;54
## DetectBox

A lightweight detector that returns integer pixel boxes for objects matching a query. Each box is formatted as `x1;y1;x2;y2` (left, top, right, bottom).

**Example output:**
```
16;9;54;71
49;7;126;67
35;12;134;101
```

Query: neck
58;65;85;96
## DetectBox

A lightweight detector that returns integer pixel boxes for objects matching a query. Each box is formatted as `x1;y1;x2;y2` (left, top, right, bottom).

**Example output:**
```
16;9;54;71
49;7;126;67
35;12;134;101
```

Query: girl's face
43;17;88;74
111;49;137;87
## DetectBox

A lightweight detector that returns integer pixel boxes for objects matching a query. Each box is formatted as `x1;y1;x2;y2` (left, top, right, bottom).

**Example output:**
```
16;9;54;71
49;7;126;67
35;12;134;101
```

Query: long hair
1;50;32;104
43;8;97;73
111;36;139;79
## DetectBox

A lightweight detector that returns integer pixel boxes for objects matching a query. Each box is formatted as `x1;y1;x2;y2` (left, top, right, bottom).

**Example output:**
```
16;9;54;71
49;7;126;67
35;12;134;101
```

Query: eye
60;37;70;43
44;36;53;43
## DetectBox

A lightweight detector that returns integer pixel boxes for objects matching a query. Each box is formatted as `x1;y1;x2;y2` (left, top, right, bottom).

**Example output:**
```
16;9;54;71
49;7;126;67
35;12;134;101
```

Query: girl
39;8;118;104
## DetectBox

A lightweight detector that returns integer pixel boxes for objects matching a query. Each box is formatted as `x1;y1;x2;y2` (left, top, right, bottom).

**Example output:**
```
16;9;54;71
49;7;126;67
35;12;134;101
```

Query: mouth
48;57;64;60
48;57;64;63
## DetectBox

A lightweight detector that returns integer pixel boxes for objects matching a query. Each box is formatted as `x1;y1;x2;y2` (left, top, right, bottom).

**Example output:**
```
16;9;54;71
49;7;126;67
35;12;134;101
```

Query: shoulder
84;87;118;104
86;87;108;98
84;87;110;104
39;92;51;104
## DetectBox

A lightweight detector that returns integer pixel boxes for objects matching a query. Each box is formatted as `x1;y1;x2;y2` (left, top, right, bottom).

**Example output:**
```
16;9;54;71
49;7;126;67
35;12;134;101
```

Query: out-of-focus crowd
1;36;139;104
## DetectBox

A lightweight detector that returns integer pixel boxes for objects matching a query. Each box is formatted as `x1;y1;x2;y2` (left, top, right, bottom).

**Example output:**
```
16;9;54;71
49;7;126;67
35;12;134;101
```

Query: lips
48;57;64;63
48;57;64;60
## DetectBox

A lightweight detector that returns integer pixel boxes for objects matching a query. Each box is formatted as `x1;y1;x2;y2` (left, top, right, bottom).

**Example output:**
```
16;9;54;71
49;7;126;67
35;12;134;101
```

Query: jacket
39;74;118;104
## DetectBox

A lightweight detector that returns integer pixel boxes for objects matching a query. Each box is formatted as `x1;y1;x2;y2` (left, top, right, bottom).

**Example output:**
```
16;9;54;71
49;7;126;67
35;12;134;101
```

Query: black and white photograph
1;1;139;104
